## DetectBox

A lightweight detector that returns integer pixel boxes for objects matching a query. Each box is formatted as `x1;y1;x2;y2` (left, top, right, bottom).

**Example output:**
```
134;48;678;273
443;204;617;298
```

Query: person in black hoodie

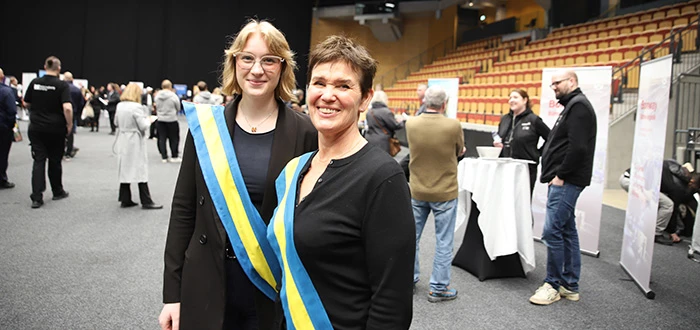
529;70;597;306
494;88;550;194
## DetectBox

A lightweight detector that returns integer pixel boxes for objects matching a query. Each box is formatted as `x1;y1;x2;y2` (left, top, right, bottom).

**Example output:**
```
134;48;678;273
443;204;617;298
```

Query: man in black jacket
530;70;597;306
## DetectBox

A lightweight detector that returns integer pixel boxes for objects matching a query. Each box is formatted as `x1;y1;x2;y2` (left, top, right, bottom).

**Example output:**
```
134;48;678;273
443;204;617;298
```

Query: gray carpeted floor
1;118;698;329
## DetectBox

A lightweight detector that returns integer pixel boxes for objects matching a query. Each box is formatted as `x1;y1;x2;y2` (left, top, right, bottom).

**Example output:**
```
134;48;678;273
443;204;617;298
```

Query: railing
672;74;700;166
375;37;455;89
610;14;700;122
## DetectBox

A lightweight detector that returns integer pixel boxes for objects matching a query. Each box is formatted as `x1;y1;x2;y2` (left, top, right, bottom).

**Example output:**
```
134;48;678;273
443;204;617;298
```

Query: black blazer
162;96;318;330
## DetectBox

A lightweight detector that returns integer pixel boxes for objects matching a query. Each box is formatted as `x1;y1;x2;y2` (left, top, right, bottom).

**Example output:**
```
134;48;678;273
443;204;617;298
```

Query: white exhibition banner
428;78;459;119
21;72;37;99
532;66;612;256
619;55;673;298
73;79;89;89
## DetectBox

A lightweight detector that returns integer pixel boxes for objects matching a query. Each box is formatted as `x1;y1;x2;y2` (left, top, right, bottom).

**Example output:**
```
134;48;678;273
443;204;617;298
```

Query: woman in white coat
115;83;162;209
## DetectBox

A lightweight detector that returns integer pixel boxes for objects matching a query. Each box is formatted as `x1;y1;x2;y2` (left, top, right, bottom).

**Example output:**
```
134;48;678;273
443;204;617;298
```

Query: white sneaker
169;157;182;163
529;283;560;305
558;286;580;301
161;159;168;163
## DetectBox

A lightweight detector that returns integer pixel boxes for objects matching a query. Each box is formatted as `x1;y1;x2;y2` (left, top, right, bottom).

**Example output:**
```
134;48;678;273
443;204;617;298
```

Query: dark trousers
149;119;157;138
65;118;77;156
118;182;155;205
108;110;116;133
528;163;538;197
223;256;258;330
90;108;101;131
0;127;12;182
157;121;180;159
29;130;65;201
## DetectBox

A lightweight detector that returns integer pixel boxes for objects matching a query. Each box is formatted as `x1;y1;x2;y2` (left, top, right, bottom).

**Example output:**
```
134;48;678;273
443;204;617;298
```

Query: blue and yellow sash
267;153;333;330
183;102;280;300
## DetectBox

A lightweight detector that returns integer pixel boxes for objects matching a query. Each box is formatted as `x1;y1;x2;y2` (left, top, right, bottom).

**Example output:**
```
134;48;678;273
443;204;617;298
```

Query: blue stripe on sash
183;102;280;300
268;152;333;329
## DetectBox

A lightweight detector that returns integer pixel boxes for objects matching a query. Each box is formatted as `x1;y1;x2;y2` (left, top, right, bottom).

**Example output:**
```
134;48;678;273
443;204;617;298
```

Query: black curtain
550;0;601;28
1;0;313;92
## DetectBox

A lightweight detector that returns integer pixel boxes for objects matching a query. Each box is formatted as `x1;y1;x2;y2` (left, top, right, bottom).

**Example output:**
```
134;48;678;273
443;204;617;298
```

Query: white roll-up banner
533;66;612;256
619;55;673;298
428;78;460;119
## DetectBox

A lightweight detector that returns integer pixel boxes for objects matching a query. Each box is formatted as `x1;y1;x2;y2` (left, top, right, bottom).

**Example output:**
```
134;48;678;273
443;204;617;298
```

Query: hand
459;146;466;156
493;142;504;148
549;176;564;186
158;303;181;330
66;125;73;136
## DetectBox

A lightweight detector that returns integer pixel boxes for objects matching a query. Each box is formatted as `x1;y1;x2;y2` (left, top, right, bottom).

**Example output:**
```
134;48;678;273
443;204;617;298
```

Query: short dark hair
307;35;377;99
45;56;61;71
197;80;208;91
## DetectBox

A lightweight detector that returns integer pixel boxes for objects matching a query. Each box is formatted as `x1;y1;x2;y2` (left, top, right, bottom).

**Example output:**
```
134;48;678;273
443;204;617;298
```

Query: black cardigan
162;96;318;330
540;88;597;187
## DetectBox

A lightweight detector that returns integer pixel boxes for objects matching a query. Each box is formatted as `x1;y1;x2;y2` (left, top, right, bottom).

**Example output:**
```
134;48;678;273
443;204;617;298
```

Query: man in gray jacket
193;81;216;105
154;79;181;163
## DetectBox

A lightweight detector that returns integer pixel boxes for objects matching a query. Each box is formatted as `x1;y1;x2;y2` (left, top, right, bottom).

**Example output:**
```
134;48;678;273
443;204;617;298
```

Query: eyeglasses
550;78;570;88
234;52;284;71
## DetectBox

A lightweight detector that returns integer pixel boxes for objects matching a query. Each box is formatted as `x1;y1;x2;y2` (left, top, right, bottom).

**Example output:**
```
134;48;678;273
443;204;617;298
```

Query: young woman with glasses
159;19;318;330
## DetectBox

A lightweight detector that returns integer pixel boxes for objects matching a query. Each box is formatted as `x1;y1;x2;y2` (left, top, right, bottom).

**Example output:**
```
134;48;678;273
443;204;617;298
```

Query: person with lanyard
267;35;415;329
493;88;550;194
158;19;318;330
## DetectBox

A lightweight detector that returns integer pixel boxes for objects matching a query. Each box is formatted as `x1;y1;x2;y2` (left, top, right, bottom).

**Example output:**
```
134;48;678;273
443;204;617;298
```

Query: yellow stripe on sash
195;104;276;289
273;157;315;329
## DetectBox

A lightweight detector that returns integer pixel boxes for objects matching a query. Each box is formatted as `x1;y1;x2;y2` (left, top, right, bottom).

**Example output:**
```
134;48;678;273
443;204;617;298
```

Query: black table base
452;199;526;281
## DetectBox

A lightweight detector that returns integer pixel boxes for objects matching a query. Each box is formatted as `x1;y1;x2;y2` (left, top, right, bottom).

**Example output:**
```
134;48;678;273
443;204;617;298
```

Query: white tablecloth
457;158;536;274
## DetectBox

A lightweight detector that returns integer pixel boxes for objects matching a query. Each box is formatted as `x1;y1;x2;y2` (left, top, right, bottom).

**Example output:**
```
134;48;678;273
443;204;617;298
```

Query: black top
540;88;597;187
365;102;404;155
0;84;17;130
660;159;696;204
497;107;550;164
67;83;84;115
232;122;274;213
293;144;414;330
24;75;71;134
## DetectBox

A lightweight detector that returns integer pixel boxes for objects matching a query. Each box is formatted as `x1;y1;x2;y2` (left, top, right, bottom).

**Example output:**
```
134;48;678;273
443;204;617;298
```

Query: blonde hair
221;19;296;101
120;83;142;103
161;79;172;89
371;90;388;105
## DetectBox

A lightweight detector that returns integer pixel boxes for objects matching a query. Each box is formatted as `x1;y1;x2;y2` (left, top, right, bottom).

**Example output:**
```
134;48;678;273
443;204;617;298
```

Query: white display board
428;78;459;119
532;66;612;256
620;55;673;299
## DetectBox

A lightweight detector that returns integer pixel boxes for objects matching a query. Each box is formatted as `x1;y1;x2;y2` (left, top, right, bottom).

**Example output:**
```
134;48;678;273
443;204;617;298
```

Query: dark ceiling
316;0;431;7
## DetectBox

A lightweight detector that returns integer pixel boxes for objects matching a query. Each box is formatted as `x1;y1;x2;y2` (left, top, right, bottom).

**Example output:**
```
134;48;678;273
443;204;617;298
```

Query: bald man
62;71;84;159
415;83;427;116
529;70;597;306
0;68;17;188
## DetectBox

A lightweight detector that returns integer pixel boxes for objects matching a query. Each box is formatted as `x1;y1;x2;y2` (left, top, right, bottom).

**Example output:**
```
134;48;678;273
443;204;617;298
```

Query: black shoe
31;200;44;209
142;203;163;210
0;181;15;189
52;191;70;200
654;235;673;246
69;148;79;158
121;201;138;208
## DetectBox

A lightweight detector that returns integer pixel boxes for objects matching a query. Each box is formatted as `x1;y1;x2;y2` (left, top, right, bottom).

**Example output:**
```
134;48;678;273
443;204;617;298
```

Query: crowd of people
1;16;698;330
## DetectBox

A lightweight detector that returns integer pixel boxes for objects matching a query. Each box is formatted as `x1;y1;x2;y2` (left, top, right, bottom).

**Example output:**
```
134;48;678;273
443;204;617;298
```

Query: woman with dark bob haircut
159;19;317;330
267;35;414;329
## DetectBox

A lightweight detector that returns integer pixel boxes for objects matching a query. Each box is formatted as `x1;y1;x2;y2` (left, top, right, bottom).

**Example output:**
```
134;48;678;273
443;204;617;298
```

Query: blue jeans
413;198;457;292
542;182;584;292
